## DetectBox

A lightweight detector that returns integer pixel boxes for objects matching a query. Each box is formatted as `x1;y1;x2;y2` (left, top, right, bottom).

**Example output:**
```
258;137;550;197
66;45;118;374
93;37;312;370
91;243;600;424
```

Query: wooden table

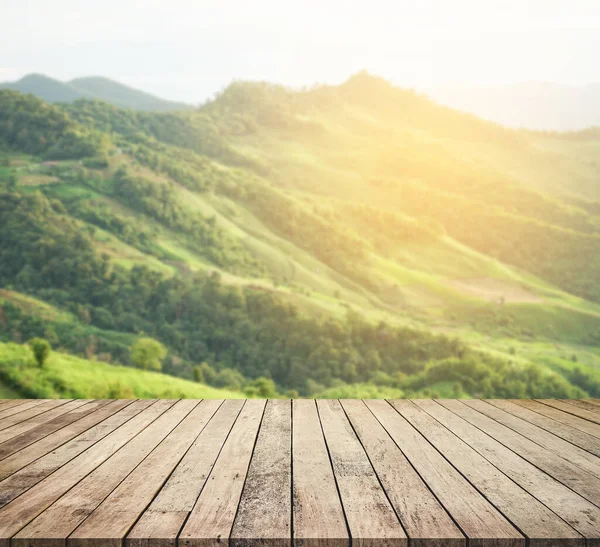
0;398;599;546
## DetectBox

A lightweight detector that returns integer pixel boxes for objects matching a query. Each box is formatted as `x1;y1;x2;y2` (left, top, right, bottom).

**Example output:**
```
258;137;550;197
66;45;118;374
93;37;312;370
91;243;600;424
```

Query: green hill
0;74;90;103
0;74;190;111
1;73;600;399
0;341;242;399
68;76;191;111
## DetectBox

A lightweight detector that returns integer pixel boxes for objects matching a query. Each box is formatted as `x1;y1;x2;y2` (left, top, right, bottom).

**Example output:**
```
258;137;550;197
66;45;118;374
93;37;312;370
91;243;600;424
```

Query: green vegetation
0;341;242;399
1;76;600;399
130;337;166;371
28;337;51;367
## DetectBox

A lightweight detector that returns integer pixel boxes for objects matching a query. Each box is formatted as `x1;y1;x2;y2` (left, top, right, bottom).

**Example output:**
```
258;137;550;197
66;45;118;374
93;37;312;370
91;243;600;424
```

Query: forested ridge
1;79;600;399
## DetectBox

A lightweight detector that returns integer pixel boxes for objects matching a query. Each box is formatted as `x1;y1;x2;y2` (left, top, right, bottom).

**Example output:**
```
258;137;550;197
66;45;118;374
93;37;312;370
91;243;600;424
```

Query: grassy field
0;342;242;399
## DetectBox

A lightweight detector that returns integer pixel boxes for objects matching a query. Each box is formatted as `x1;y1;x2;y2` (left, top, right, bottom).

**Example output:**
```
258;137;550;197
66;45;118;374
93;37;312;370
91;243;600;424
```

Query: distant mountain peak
0;73;191;112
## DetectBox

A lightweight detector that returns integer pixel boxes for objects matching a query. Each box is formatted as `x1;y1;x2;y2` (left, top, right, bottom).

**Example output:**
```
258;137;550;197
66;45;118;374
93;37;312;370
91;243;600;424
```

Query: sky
2;0;600;103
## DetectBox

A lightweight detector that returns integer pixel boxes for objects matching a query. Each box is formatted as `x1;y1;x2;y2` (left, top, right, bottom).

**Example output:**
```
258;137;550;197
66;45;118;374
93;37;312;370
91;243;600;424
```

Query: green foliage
2;78;600;401
28;337;51;367
130;337;167;371
0;90;108;159
192;362;215;384
244;377;277;398
221;179;371;284
212;368;245;390
0;341;242;399
0;187;592;398
113;169;264;274
402;356;586;399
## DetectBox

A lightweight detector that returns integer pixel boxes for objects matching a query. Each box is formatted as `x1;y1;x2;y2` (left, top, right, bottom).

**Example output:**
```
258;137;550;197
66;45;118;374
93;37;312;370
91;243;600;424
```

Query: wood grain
0;399;46;421
439;400;600;505
427;400;600;540
487;399;600;457
368;400;524;547
231;399;292;547
512;399;600;438
127;400;244;547
537;399;600;425
0;398;598;547
464;399;600;479
0;399;131;480
0;399;174;547
292;399;348;547
0;399;72;432
179;399;266;547
14;400;203;547
64;400;222;547
318;399;406;547
0;399;87;444
341;399;464;547
407;399;583;547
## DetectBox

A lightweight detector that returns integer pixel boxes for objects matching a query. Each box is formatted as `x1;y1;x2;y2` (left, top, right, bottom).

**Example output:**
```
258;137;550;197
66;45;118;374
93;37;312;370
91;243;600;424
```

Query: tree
29;337;51;367
213;368;245;390
244;377;277;398
130;337;167;371
193;362;217;384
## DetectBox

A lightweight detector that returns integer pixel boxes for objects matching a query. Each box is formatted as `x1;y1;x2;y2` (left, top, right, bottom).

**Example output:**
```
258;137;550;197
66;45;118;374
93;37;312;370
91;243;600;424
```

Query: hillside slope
1;76;600;398
0;342;242;399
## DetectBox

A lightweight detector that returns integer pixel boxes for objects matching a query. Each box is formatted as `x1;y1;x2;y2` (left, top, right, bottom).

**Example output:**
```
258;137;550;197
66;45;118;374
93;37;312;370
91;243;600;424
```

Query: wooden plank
317;399;407;547
397;400;582;547
0;400;112;461
428;400;600;541
0;400;29;412
291;399;348;547
439;400;600;505
487;400;600;457
179;399;266;547
566;400;600;413
230;399;292;547
367;400;524;547
0;399;124;478
0;399;46;421
340;399;464;547
17;400;213;547
0;399;175;547
0;399;71;432
537;399;600;425
127;400;244;547
420;400;600;537
0;399;88;444
512;399;600;439
464;399;600;479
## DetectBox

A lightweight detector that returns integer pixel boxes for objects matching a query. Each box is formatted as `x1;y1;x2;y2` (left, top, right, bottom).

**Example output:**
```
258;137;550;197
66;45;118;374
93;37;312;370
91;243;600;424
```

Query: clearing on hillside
447;277;543;303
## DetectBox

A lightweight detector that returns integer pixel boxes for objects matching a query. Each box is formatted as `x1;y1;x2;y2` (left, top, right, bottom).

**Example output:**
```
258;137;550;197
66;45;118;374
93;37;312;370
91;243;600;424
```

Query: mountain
1;72;600;399
427;82;600;131
0;74;91;103
0;73;191;111
67;76;191;111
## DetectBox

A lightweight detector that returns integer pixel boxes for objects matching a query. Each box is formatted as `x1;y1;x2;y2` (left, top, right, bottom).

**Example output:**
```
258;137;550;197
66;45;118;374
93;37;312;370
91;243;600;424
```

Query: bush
213;368;245;390
193;362;217;384
244;377;277;398
28;337;51;367
130;337;167;371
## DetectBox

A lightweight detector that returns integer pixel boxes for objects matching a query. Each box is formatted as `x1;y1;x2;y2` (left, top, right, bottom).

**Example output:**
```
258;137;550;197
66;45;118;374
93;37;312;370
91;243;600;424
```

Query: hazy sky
2;0;600;103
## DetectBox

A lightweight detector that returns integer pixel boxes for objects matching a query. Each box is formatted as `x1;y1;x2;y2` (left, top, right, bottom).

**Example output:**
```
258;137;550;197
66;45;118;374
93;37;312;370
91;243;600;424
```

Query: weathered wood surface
0;399;599;547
